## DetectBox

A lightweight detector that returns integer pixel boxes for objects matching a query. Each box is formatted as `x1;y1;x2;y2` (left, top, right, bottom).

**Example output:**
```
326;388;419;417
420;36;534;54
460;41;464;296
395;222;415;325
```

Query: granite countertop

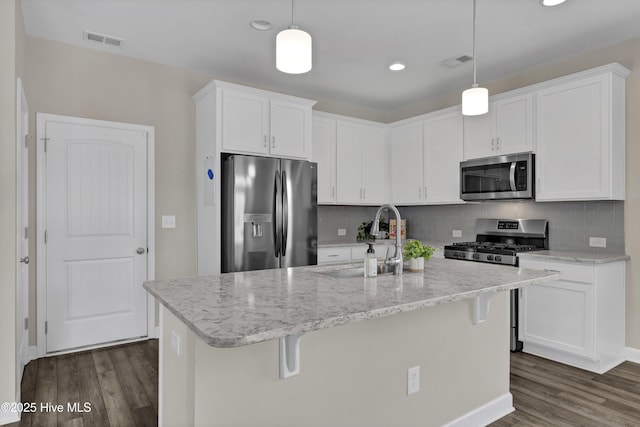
319;240;447;249
519;250;630;264
144;258;559;349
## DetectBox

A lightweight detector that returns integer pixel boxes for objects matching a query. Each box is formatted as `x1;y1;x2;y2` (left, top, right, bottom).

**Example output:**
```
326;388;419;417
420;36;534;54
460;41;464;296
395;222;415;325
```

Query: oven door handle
509;162;517;192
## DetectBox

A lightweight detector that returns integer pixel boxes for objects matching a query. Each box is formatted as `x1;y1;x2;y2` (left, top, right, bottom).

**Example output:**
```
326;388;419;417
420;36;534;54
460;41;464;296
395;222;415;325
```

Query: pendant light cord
291;0;296;27
472;0;478;86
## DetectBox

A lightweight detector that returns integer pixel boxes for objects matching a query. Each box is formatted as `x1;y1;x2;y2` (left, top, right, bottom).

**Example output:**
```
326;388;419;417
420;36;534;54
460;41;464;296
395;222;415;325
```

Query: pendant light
462;0;488;116
276;0;312;74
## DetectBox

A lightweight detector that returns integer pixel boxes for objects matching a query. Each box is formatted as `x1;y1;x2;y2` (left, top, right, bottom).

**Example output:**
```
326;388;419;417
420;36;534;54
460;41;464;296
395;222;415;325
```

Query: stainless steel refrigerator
221;154;317;273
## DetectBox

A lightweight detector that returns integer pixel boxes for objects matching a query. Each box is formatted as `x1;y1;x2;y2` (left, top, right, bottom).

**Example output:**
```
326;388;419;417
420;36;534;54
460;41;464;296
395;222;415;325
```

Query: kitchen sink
316;264;394;278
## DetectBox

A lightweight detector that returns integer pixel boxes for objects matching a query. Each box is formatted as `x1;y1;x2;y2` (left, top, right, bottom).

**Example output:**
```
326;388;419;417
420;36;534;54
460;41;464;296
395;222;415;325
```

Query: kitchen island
144;258;559;427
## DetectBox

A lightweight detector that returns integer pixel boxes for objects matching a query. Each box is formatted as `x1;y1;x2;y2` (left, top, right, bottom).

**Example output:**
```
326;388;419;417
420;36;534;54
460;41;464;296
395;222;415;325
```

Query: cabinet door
221;89;269;154
312;117;337;203
462;111;492;160
536;75;611;201
494;93;534;155
423;112;463;204
336;122;363;203
270;99;308;158
361;126;387;204
520;281;595;358
389;122;423;204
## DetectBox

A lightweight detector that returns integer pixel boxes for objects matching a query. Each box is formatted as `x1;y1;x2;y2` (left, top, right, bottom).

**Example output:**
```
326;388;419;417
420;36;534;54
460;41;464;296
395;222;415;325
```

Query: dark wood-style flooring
10;340;640;426
10;339;158;427
491;352;640;427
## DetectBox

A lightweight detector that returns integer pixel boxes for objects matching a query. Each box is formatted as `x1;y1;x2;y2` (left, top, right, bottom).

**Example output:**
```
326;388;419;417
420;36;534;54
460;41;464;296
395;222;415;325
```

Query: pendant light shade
276;0;312;74
276;26;312;74
462;85;489;115
462;0;488;116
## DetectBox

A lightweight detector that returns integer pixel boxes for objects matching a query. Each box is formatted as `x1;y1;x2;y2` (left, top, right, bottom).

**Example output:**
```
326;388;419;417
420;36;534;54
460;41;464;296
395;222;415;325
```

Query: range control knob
486;255;494;261
472;253;480;260
495;256;502;262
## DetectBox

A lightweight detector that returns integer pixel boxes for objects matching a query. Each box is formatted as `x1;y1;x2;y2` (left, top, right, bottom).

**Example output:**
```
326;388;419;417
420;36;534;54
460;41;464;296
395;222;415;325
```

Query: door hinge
24;134;30;147
24;227;28;239
24;318;28;330
45;321;48;335
44;230;48;244
41;137;49;152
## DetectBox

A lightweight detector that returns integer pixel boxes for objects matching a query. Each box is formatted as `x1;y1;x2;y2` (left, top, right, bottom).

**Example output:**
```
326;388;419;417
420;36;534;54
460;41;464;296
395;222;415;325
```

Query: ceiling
20;0;640;119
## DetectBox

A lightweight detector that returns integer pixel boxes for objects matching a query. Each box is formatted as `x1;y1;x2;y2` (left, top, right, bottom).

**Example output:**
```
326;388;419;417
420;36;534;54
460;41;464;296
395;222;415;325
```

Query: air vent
439;54;473;68
83;30;124;48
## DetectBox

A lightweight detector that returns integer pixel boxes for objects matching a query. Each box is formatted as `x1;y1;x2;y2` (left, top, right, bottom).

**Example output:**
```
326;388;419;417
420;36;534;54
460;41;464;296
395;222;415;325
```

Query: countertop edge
519;251;630;264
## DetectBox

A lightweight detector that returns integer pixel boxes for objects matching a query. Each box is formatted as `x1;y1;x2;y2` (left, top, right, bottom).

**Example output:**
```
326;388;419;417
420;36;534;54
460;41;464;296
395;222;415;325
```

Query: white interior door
16;78;29;392
39;115;151;353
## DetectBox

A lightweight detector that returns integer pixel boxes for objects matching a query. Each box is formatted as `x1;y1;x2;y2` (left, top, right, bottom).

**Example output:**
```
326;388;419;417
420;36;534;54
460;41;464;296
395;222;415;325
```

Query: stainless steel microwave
460;152;535;201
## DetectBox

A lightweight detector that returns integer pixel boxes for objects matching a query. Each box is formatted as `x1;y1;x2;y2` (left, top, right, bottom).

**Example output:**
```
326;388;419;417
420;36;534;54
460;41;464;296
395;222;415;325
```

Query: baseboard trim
625;346;640;364
0;411;20;426
442;392;514;427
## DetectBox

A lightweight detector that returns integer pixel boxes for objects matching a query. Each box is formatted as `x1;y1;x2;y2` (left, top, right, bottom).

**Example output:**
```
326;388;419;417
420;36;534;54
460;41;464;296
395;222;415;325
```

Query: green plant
402;240;436;260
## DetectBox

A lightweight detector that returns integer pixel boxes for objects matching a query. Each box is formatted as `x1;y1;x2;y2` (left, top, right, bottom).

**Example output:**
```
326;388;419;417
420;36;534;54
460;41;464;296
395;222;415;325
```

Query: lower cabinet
518;258;626;373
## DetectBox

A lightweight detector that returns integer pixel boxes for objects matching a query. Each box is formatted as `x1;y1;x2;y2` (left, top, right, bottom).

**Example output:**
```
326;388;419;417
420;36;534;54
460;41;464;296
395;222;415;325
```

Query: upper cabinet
220;82;315;159
336;121;387;205
463;92;534;160
389;121;423;204
535;64;628;201
312;116;337;203
423;110;464;204
389;108;464;205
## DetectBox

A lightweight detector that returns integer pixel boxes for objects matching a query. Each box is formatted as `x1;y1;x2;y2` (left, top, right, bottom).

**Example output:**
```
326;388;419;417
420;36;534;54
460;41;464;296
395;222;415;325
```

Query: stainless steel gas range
444;218;549;351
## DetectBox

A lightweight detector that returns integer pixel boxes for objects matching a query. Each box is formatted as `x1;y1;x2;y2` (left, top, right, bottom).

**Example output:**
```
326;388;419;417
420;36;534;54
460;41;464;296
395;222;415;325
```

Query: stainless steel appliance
460;152;535;201
221;154;317;273
444;218;549;351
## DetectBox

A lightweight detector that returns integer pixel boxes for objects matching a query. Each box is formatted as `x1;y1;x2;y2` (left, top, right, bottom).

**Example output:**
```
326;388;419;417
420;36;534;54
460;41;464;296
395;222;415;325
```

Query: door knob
20;256;29;264
136;247;146;255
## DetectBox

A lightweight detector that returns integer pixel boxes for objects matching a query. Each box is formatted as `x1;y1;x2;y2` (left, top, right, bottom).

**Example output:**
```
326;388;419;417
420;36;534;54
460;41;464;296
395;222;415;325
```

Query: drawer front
520;259;594;284
317;247;351;264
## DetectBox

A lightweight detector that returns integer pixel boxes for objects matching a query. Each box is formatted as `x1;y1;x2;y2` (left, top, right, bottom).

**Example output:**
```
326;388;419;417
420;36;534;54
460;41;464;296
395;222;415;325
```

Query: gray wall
319;201;624;254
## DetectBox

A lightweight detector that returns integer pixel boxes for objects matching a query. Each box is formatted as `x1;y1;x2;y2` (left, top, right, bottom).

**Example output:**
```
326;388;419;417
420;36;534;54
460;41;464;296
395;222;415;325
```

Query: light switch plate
407;366;420;395
338;228;347;236
162;215;176;229
452;230;462;238
589;237;607;248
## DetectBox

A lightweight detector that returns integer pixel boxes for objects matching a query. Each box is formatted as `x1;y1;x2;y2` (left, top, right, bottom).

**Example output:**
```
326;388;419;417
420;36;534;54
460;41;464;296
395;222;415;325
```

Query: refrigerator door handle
273;170;281;257
282;170;288;256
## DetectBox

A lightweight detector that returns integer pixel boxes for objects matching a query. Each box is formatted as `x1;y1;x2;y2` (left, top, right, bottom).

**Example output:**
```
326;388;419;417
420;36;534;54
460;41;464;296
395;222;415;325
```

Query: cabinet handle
363;188;366;199
272;136;276;149
497;137;501;150
359;188;363;199
263;135;267;148
328;254;339;258
331;186;335;198
491;138;496;150
424;186;427;200
418;187;422;199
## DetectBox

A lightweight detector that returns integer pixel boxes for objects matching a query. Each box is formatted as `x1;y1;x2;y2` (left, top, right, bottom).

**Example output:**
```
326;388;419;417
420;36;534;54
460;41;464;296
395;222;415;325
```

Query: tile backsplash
318;201;625;254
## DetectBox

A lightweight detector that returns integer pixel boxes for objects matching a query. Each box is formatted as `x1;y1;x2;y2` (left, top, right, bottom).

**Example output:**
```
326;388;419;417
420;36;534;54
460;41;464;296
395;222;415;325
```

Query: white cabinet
519;258;626;373
312;116;337;203
220;83;315;159
317;247;351;264
423;110;464;204
336;121;386;205
463;93;534;160
535;65;628;201
389;121;423;204
389;109;464;205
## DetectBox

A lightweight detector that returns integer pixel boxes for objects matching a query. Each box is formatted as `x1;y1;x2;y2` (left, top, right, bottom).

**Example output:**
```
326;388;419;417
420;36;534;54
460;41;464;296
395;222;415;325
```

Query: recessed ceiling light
250;20;272;31
540;0;567;6
389;63;406;71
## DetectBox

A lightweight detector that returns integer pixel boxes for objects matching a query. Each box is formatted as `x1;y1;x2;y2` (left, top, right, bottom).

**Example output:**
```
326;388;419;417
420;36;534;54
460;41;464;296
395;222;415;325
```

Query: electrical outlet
407;366;420;395
589;237;607;248
452;230;462;238
170;331;181;356
338;228;347;236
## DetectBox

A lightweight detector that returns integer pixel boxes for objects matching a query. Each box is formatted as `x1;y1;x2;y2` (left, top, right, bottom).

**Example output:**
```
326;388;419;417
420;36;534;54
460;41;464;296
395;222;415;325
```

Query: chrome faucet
370;204;403;275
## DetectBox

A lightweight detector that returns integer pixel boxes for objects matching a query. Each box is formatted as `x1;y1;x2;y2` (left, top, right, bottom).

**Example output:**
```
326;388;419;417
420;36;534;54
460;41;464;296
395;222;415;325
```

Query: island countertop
144;258;559;348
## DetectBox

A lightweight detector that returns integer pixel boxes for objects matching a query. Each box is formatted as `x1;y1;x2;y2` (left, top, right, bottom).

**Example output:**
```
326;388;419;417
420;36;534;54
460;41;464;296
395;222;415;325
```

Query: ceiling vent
439;54;473;68
83;30;124;47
